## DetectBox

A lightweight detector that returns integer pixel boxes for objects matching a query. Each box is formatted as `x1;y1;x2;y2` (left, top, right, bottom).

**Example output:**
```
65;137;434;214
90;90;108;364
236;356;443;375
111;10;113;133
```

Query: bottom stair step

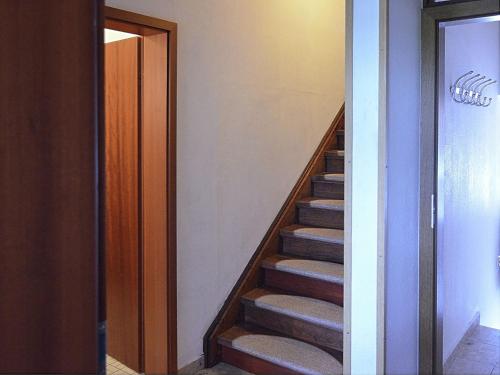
218;326;342;375
241;289;343;352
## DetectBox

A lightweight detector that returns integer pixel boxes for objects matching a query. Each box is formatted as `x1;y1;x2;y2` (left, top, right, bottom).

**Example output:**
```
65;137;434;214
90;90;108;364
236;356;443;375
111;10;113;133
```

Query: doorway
103;8;178;375
419;1;500;374
438;16;500;375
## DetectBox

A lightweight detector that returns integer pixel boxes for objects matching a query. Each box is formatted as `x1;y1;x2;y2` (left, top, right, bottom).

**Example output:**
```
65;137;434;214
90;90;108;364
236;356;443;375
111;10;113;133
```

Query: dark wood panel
204;105;345;366
142;32;172;375
105;37;141;372
0;1;102;373
221;347;300;375
264;270;343;306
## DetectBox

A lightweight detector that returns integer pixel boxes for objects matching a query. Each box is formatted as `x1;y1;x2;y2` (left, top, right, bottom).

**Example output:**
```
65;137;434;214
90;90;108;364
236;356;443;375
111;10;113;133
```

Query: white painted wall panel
385;0;421;373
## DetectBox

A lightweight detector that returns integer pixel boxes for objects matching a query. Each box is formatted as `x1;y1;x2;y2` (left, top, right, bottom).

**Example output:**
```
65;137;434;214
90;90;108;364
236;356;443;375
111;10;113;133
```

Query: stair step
325;150;345;158
312;173;344;182
312;174;344;199
262;255;343;305
325;150;344;173
297;198;344;229
242;289;343;352
297;198;344;210
262;255;343;284
335;130;344;150
280;225;344;262
218;326;342;375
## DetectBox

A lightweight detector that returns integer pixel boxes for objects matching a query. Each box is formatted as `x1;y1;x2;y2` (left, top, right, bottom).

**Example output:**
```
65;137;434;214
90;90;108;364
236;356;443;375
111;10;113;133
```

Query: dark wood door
105;36;142;372
0;1;103;374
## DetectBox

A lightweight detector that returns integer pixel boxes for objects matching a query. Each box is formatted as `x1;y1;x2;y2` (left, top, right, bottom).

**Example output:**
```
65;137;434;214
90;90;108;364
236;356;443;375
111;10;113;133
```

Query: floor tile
446;357;495;375
106;355;139;375
455;340;500;367
470;326;500;348
196;363;253;375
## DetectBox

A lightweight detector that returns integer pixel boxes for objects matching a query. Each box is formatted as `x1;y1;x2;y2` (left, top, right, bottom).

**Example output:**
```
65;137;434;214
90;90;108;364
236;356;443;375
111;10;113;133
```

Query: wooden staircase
205;108;345;375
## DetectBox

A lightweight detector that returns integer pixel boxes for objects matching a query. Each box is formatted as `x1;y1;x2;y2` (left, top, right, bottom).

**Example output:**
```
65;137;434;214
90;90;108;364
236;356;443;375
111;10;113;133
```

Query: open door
0;1;104;374
105;36;142;371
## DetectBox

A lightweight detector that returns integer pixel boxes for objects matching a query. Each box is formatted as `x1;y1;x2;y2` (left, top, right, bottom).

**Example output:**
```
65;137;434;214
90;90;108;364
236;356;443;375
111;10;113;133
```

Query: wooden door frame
104;7;178;374
419;1;499;374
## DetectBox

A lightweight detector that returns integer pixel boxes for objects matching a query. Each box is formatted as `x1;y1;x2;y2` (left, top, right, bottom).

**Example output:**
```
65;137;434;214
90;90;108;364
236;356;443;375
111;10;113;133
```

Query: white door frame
344;1;387;374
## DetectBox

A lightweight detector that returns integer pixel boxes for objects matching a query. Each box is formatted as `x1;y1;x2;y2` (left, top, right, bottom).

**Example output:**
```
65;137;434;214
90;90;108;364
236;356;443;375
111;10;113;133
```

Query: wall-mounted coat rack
450;71;496;107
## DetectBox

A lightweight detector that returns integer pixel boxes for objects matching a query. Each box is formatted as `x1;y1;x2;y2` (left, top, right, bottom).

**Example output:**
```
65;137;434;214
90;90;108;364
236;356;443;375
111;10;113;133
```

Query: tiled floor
195;362;252;375
106;355;139;375
445;325;500;375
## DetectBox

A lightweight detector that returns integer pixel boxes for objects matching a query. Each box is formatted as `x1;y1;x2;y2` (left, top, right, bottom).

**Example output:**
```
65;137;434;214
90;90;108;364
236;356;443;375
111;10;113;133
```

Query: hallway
445;326;500;375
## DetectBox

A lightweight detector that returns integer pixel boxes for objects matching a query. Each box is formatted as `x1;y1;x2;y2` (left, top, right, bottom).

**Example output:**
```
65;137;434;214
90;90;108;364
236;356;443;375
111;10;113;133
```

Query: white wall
104;29;137;43
385;1;421;374
441;20;500;362
105;0;345;368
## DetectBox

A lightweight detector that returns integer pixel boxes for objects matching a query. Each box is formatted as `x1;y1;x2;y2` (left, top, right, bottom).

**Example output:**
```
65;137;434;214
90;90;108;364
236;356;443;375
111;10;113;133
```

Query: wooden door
105;36;142;372
0;1;103;374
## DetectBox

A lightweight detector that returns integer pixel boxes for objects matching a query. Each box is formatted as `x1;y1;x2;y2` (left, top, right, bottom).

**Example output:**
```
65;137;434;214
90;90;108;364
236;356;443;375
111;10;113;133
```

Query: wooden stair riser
282;237;344;263
298;206;344;229
221;346;300;375
312;181;344;199
243;305;343;352
335;132;344;150
326;157;344;173
264;269;343;306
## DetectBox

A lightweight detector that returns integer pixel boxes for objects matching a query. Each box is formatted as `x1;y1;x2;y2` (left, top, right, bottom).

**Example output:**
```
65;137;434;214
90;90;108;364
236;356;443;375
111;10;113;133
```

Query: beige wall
106;0;345;367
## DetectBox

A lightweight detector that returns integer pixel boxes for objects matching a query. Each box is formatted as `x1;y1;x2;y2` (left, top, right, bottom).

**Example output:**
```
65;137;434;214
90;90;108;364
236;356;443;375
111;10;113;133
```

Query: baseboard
444;312;480;370
178;356;204;375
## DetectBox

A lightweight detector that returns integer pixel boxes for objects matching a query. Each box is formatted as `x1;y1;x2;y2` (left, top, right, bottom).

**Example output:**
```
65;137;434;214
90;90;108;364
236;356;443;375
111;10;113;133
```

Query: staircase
216;128;345;375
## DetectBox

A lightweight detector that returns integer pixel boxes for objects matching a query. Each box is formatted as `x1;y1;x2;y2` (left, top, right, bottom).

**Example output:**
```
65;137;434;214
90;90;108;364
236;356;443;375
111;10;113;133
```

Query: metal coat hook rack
450;71;496;107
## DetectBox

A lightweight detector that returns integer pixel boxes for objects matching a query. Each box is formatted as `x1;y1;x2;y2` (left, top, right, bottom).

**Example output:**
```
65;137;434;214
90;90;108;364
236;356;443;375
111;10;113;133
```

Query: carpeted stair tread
262;255;343;284
218;326;342;375
281;225;344;245
297;197;344;210
242;289;343;331
325;150;345;157
312;173;345;183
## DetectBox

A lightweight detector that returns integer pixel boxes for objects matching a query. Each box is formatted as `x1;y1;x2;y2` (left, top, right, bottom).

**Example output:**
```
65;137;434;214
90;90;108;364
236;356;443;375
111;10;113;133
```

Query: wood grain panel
0;1;102;373
105;37;141;372
142;32;171;375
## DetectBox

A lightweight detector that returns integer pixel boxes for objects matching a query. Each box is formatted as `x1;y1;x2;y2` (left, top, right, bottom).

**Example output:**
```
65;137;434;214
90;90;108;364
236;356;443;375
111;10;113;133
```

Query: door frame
419;1;499;373
103;7;178;374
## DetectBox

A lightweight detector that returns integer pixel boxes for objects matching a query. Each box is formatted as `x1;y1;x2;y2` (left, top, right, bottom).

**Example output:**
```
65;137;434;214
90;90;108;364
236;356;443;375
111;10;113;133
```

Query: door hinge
431;193;436;229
